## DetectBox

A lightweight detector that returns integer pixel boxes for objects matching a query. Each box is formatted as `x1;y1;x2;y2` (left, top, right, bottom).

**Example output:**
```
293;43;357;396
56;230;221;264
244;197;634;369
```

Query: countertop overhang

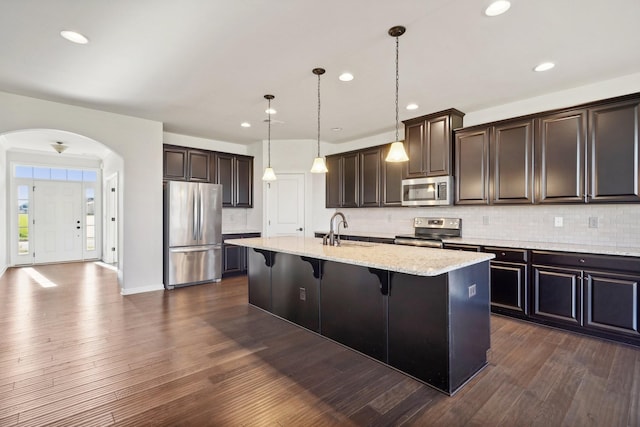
226;236;494;277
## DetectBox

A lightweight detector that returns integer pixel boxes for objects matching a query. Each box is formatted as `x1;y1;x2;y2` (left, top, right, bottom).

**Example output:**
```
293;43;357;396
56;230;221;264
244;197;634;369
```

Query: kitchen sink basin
334;241;376;248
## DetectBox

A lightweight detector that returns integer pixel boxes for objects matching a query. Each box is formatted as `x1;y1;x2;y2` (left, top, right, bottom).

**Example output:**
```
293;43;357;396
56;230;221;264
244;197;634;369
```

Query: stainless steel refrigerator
164;181;222;289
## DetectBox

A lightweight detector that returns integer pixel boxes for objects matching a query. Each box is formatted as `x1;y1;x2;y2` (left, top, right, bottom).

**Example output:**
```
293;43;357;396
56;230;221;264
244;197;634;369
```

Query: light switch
554;217;563;227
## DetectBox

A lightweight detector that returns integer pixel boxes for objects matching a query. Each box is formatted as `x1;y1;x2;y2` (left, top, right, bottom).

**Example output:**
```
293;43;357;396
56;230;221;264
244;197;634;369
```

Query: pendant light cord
395;35;400;142
267;97;271;167
317;72;321;156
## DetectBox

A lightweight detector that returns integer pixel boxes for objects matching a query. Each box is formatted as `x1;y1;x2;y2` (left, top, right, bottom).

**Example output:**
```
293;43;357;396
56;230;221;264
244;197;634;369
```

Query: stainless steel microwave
401;176;453;206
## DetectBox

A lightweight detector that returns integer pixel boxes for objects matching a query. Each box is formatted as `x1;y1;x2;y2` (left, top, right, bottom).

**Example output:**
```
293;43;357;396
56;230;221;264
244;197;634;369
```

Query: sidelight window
17;185;30;255
86;188;95;251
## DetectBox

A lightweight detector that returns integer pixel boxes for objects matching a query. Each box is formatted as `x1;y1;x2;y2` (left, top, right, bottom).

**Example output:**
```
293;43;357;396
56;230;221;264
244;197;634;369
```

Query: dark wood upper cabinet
215;153;253;208
382;145;403;206
588;98;640;202
187;149;210;182
163;146;188;181
455;127;490;205
342;152;359;208
403;109;464;179
491;120;534;204
535;109;587;204
325;155;341;208
360;147;382;207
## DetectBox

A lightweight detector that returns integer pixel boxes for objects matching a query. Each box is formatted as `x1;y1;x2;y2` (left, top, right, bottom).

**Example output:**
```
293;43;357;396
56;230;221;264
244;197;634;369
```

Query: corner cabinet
216;153;253;208
325;143;402;208
403;109;464;179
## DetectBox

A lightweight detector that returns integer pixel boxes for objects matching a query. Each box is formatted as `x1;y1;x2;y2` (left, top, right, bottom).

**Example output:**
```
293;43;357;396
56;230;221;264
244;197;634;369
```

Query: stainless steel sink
333;241;376;248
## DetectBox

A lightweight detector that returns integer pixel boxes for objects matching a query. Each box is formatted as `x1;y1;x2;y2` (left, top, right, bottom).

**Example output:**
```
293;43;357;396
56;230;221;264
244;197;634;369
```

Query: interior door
34;180;83;263
266;173;305;237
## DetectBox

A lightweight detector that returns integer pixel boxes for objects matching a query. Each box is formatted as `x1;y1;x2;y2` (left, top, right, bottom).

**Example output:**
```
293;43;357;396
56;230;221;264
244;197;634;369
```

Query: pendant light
385;25;409;162
262;94;277;181
310;67;329;173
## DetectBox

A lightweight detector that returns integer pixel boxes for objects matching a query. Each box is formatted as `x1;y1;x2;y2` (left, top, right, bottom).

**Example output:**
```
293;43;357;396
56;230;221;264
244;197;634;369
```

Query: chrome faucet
324;212;348;246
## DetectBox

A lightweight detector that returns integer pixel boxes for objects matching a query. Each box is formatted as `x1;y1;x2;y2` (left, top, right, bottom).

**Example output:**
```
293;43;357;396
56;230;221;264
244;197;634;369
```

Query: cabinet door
491;120;534;204
490;262;527;315
536;110;587;203
455;128;490;205
235;155;253;207
342;153;359;207
425;114;451;176
588;99;640;202
532;265;582;325
223;244;246;275
359;148;381;207
216;153;234;207
163;146;188;181
382;146;403;206
584;270;640;336
325;155;341;208
187;150;210;182
404;120;425;178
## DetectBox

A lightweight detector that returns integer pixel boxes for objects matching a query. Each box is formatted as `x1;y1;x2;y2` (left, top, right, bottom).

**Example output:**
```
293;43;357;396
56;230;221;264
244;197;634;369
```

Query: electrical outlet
468;284;477;298
554;216;563;227
588;217;599;228
299;287;306;301
482;216;489;225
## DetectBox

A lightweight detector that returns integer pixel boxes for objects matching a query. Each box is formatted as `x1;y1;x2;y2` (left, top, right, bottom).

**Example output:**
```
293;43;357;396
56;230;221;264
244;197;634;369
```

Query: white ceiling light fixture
534;62;555;72
262;94;277;181
406;103;419;110
240;122;251;128
51;141;68;154
385;25;409;163
60;30;89;44
485;1;511;17
339;72;354;82
310;68;329;174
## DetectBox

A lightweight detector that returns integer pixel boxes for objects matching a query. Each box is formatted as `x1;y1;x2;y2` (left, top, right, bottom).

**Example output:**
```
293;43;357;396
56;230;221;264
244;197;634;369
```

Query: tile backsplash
339;204;640;248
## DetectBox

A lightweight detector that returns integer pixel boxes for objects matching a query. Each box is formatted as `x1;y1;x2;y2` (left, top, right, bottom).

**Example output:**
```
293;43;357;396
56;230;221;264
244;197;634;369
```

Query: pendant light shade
385;25;409;163
262;94;277;181
310;67;328;173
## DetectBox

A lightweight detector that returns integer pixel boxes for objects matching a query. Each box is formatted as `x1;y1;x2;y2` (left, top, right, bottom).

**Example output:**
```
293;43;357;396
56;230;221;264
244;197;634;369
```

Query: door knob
76;226;81;229
296;227;303;231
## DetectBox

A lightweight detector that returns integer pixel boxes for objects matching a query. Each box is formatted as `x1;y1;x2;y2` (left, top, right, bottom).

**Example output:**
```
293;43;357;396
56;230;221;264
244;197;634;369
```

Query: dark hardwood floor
0;262;638;426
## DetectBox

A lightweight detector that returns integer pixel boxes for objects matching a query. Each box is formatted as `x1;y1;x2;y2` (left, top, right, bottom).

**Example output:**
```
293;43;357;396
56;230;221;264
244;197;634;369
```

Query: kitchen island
226;236;495;395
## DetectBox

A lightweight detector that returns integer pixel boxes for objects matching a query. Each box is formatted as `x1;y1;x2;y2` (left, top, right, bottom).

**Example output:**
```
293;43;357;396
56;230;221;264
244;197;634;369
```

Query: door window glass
17;185;29;255
86;188;95;251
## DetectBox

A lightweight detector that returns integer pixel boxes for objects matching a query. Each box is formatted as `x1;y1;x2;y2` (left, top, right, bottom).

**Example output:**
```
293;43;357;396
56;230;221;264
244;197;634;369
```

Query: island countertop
225;236;495;277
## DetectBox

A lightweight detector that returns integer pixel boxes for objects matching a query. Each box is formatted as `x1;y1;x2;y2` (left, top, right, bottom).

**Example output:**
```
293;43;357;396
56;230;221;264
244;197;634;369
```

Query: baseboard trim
120;284;164;295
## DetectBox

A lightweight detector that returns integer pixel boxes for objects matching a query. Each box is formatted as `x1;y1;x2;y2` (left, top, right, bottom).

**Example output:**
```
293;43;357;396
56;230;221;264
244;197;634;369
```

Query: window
86;188;95;251
14;166;98;182
17;185;29;255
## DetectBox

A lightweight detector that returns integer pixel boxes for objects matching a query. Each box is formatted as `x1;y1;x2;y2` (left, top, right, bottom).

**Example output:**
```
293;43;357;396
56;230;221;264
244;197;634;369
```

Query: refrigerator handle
192;187;198;240
199;187;204;240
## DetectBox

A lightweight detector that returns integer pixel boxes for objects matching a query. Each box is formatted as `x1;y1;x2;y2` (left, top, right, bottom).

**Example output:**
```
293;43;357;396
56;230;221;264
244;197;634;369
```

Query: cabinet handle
579;259;585;263
501;252;506;256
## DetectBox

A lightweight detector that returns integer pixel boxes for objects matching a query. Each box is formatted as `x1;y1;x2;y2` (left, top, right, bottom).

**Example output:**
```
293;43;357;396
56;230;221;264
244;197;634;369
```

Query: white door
266;173;305;237
34;181;83;263
104;174;118;264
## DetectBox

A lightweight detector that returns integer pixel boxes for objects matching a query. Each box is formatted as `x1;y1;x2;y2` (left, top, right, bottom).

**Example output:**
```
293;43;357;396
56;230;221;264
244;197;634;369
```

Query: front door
34;180;83;263
266;173;305;237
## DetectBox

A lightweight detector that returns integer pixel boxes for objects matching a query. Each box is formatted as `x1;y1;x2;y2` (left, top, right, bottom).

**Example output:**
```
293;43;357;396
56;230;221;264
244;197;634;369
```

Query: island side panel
447;260;491;393
247;248;272;311
271;253;321;333
387;272;450;393
321;261;387;362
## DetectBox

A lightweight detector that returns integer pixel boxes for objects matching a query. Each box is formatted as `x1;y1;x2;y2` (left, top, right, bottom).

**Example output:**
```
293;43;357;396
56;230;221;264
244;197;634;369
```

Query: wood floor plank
0;262;638;426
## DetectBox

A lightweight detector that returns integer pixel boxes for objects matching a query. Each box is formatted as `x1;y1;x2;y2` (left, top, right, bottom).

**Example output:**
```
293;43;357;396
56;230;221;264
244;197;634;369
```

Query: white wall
0;142;6;277
0;91;163;294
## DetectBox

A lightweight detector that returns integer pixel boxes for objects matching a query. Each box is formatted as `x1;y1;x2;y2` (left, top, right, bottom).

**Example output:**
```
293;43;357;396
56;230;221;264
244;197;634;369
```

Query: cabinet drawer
484;247;528;263
443;243;481;252
531;251;640;273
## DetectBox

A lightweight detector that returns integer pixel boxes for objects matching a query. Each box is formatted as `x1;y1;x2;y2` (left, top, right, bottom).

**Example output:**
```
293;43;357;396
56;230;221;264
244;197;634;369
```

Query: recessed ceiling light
265;108;277;115
406;103;419;110
485;1;511;17
534;62;555;72
332;127;342;132
240;122;251;128
60;30;89;44
339;72;354;82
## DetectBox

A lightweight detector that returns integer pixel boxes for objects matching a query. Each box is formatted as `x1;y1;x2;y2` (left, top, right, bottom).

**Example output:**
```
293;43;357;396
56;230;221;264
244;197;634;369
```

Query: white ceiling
1;0;639;150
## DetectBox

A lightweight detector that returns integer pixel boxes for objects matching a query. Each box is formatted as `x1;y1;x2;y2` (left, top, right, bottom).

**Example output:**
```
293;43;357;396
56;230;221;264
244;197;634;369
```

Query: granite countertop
443;237;640;258
225;236;494;277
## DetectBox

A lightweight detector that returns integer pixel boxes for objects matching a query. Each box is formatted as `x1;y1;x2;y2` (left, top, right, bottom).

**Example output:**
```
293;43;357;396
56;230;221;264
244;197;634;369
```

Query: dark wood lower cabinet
532;265;582;325
490;262;527;316
222;232;261;277
583;270;640;336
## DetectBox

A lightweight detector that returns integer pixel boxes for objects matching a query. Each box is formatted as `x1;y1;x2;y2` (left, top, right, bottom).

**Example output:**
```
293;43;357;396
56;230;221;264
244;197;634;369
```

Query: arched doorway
1;129;123;267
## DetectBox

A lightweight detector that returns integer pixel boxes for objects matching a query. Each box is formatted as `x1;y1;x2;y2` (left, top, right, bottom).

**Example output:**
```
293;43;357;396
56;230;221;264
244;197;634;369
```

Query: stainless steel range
394;217;461;248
